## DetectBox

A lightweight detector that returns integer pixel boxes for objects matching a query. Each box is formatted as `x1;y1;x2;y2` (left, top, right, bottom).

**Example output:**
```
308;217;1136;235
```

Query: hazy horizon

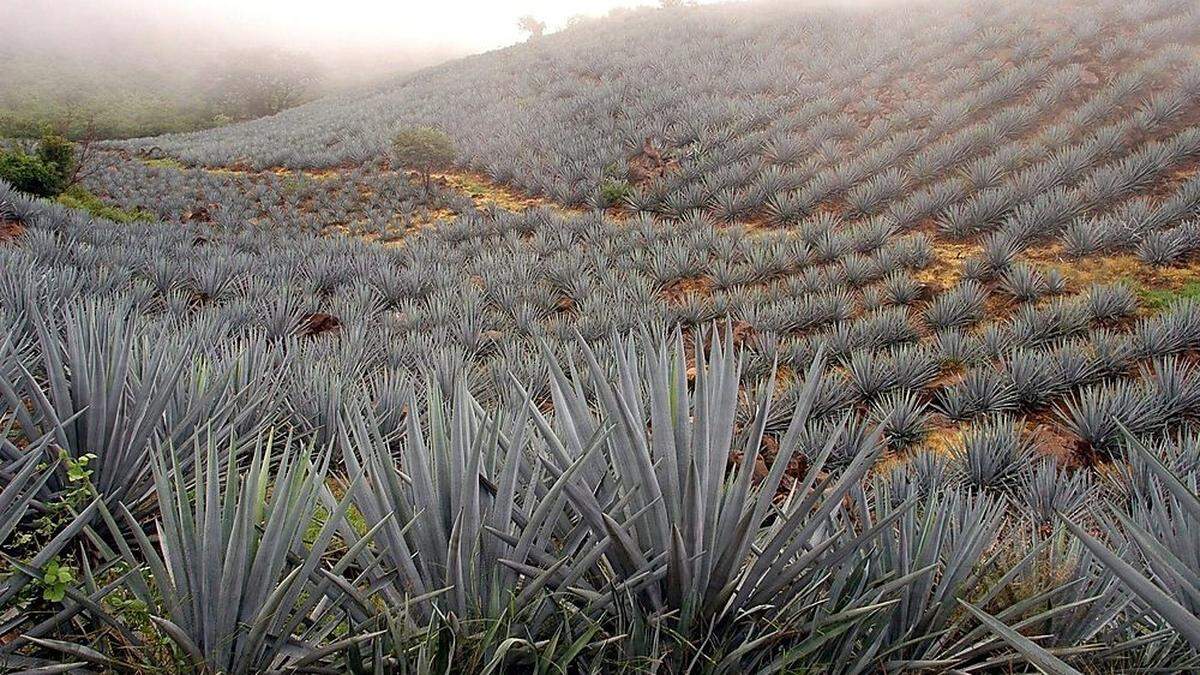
5;1;726;80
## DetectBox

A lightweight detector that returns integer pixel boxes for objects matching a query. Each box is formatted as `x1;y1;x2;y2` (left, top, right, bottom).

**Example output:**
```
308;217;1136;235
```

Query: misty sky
178;0;698;51
9;0;719;61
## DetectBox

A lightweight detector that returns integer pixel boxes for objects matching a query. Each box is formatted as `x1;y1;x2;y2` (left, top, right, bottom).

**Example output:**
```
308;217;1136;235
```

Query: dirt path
428;171;577;215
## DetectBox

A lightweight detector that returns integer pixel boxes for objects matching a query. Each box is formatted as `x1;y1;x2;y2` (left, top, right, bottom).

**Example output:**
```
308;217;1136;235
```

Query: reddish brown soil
1026;419;1080;466
627;137;679;187
299;312;342;337
0;219;25;244
660;276;715;305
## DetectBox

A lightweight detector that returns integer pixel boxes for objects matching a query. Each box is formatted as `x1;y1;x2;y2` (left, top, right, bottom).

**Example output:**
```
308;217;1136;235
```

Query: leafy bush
0;134;74;198
0;151;61;198
391;126;456;191
598;178;633;207
34;134;74;178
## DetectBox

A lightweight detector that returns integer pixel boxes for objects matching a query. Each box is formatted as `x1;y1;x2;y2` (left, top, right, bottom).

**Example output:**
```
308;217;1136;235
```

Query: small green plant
1138;281;1200;313
63;450;96;486
599;178;633;207
58;186;155;223
103;568;150;626
29;451;97;540
39;558;75;602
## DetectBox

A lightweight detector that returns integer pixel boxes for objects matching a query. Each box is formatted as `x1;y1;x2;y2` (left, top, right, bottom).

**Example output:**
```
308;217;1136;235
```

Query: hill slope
130;0;1199;203
6;0;1200;670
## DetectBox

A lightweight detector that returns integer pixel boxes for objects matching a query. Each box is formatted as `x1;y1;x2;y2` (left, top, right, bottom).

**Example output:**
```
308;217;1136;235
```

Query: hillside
131;0;1198;193
4;0;1200;671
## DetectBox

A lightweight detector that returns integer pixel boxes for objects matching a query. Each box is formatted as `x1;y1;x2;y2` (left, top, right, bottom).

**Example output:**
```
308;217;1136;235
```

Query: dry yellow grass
1025;243;1200;294
428;170;572;214
914;239;984;292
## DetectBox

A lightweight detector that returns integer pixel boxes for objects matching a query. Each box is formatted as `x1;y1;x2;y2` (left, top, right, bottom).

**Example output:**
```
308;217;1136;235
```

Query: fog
1;0;907;138
3;0;735;85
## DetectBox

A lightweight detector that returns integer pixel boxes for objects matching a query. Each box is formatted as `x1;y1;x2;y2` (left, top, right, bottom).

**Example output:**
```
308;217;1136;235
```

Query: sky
167;0;684;52
6;0;712;62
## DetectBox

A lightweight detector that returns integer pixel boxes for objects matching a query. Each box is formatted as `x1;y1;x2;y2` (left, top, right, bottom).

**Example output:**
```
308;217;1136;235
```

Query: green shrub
599;178;633;206
36;134;75;178
0;134;75;198
0;149;63;197
391;126;456;192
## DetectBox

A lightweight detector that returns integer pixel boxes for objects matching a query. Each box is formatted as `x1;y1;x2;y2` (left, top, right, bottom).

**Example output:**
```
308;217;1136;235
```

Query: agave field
3;0;1200;671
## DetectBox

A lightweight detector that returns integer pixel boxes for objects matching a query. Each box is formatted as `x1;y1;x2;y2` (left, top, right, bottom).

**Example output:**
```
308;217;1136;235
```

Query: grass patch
1138;281;1200;312
57;186;156;224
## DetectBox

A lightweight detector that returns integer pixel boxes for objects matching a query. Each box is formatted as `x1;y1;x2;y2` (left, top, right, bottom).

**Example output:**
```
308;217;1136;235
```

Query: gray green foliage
4;0;1200;670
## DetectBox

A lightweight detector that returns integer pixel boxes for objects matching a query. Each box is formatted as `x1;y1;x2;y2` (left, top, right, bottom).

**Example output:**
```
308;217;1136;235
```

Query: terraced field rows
4;0;1200;671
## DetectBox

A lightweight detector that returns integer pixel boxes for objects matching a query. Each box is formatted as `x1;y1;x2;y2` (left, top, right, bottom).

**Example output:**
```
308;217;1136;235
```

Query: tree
391;127;456;194
211;49;321;120
517;15;546;40
63;119;101;191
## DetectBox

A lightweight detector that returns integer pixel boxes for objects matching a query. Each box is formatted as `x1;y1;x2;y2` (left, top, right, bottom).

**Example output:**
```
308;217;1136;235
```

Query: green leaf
958;599;1084;675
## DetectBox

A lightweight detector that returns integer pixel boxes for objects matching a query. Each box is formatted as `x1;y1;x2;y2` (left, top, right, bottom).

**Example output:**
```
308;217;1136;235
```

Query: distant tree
212;49;321;120
391;127;456;194
63;119;102;191
517;15;546;40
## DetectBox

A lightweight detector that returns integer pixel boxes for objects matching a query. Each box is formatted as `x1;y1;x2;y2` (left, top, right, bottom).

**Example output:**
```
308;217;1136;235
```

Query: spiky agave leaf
1064;432;1200;653
109;428;374;674
521;326;899;664
0;434;59;547
958;600;1085;675
0;300;279;515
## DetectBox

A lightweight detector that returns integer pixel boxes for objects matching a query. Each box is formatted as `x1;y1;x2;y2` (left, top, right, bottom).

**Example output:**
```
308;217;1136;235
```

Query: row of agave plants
3;312;1200;673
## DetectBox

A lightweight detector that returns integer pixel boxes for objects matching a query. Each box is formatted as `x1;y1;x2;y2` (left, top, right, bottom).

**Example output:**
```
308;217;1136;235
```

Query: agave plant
1063;435;1200;654
952;416;1036;493
853;484;1071;671
0;301;279;515
333;380;607;665
84;429;380;674
517;328;904;667
1019;458;1093;528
